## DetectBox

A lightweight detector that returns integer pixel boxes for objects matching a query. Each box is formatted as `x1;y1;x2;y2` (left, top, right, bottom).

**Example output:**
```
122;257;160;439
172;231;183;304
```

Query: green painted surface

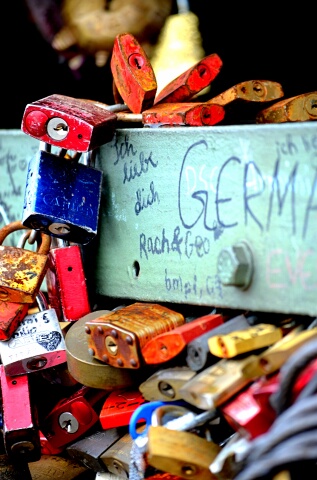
0;131;38;245
1;124;317;316
95;123;317;316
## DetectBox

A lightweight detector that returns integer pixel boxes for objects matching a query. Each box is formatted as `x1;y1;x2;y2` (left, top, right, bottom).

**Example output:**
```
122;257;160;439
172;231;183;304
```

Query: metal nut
217;241;254;289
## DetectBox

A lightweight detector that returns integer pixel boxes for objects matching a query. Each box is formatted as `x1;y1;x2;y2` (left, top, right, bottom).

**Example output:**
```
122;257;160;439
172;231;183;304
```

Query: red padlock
0;365;41;463
111;32;157;113
116;102;225;127
154;53;223;104
99;389;146;429
141;313;225;364
39;385;107;449
21;94;117;151
46;239;91;322
220;374;278;439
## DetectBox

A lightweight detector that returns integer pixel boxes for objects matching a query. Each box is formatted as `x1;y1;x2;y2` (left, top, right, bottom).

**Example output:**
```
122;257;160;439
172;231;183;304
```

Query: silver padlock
0;291;67;376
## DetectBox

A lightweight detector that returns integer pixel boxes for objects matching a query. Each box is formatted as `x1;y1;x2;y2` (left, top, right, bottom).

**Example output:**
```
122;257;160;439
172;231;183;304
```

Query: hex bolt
217;241;254;289
58;412;79;433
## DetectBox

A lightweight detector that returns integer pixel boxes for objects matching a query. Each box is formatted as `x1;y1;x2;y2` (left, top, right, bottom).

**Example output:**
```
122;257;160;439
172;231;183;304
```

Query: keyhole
158;380;175;399
181;464;197;476
129;53;145;69
105;335;118;355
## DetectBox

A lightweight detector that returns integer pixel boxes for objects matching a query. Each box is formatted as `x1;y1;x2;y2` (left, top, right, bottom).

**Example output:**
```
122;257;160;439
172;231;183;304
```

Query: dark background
1;0;315;129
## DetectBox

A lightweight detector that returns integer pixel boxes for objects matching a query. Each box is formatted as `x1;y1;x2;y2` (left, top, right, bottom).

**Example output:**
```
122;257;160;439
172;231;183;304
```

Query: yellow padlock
0;220;51;303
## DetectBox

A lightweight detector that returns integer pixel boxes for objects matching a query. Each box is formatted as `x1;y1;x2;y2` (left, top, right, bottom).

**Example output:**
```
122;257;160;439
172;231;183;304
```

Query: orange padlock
0;220;51;303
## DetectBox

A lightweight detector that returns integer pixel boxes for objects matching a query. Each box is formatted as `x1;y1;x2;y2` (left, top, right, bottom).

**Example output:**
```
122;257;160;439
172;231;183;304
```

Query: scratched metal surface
1;124;317;315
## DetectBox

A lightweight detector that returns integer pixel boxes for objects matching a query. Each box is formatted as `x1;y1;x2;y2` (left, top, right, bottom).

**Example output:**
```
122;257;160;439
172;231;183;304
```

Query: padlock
207;323;283;359
45;238;91;322
65;311;138;390
99;388;146;430
99;431;136;479
179;355;259;411
256;91;317;123
0;301;29;342
141;313;225;365
154;53;223;105
115;102;225;127
66;428;127;473
219;374;278;439
21;148;103;244
0;365;41;463
0;220;51;304
207;80;284;106
0;230;44;341
139;366;196;402
39;384;107;449
146;425;221;480
186;313;257;372
0;290;67;376
21;94;117;152
84;302;185;369
110;32;157;113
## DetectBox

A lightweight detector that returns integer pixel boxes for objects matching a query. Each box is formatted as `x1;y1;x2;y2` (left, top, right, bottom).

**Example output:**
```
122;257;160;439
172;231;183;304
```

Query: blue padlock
21;149;102;244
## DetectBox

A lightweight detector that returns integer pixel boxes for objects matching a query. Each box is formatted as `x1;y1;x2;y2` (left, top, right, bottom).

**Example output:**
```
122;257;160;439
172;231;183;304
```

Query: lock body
141;313;224;364
0;365;41;463
0;301;67;376
85;302;185;368
111;33;157;113
99;388;146;429
22;150;103;244
46;243;91;321
142;102;225;127
154;53;223;104
21;94;117;151
39;385;107;449
66;428;126;473
0;221;51;304
0;301;29;341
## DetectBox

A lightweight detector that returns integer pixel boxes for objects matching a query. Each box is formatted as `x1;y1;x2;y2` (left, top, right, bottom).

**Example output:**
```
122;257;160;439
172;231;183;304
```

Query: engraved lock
0;220;51;304
0;290;67;376
21;147;103;244
21;94;117;152
84;302;185;369
46;237;91;322
0;365;42;463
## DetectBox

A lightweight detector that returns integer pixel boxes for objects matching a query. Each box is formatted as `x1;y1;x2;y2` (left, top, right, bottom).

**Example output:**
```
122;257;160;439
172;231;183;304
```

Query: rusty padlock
84;302;185;369
0;220;51;304
111;32;157;113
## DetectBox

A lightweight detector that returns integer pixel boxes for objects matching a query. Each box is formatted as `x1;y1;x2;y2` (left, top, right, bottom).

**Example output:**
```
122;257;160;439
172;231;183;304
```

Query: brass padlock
146;425;221;480
0;221;51;303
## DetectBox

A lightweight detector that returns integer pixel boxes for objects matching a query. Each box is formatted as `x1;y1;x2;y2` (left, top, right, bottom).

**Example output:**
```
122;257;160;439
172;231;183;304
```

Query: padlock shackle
37;232;51;255
0;220;28;244
0;220;51;255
